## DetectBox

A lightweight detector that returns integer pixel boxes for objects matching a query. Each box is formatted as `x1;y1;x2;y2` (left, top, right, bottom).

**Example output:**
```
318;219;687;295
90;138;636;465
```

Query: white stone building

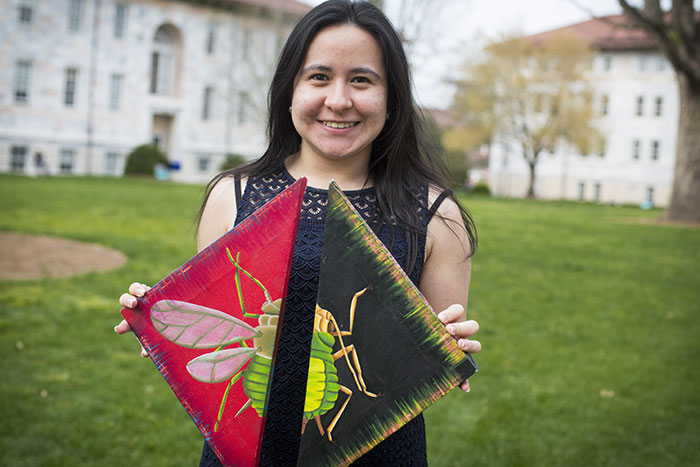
488;15;679;207
0;0;310;182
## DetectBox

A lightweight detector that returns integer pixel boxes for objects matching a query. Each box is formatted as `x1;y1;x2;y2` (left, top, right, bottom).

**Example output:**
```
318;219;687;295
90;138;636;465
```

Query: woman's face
291;24;388;166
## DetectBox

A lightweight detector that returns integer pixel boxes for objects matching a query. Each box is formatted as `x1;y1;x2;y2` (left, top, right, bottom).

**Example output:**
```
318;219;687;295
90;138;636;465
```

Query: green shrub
220;153;247;172
124;144;168;177
470;182;491;195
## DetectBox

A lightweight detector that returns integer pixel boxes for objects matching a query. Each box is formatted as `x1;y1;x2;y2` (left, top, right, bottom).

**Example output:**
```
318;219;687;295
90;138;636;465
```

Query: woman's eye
352;76;371;84
310;73;329;81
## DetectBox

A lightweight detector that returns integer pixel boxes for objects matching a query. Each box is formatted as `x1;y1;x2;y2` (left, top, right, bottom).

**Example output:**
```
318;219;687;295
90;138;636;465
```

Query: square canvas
121;178;306;467
297;182;478;466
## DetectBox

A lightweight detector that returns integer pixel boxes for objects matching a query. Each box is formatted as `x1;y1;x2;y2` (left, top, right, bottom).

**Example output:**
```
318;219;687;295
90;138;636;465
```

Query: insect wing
187;347;259;383
151;299;260;349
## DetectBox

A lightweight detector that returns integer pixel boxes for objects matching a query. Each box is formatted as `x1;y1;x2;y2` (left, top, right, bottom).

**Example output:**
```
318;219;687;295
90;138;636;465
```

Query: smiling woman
115;1;480;466
289;24;388;186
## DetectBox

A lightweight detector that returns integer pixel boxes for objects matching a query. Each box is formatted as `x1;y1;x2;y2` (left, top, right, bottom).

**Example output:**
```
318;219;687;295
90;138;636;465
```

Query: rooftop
528;14;658;51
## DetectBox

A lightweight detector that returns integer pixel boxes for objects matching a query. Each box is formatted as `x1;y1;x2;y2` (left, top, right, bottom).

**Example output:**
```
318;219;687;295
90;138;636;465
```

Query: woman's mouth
322;121;357;129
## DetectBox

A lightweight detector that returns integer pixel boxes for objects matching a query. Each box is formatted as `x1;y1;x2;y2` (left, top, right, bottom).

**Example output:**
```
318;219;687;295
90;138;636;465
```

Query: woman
116;1;480;465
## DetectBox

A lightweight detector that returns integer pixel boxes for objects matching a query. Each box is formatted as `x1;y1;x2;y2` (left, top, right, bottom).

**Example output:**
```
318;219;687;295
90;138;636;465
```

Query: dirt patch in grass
0;232;127;280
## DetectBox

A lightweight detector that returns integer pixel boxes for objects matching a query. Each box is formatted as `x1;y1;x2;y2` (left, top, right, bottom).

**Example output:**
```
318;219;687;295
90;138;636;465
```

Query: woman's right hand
114;282;150;358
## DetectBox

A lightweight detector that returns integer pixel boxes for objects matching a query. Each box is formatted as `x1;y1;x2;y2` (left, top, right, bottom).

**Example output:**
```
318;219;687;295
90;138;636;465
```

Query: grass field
1;175;699;466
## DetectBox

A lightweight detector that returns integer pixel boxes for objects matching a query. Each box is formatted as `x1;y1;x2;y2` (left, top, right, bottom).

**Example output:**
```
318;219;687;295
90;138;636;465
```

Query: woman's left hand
438;304;481;392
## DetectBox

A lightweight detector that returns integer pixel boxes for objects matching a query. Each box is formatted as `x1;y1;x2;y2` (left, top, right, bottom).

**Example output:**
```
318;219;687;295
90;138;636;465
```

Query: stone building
488;15;679;207
0;0;310;182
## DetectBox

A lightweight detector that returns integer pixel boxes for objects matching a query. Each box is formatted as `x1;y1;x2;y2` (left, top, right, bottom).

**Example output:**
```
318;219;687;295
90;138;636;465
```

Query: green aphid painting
297;182;478;466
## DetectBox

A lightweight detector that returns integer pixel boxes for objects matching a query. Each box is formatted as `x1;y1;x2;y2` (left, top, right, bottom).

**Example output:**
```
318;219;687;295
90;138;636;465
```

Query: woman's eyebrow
300;64;382;81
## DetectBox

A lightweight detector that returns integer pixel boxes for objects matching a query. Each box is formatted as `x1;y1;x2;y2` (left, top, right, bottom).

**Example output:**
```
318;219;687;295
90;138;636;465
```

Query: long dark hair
199;0;476;270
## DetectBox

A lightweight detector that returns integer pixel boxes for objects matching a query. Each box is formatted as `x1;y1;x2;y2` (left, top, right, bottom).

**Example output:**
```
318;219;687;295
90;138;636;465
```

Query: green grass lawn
1;175;698;466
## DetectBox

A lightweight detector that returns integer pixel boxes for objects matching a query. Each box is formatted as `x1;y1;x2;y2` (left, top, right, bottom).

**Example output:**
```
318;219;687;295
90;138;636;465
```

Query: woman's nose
324;82;352;112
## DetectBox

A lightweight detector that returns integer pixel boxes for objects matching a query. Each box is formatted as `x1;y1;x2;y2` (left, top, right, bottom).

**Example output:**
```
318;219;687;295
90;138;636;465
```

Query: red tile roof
195;0;312;16
528;14;658;51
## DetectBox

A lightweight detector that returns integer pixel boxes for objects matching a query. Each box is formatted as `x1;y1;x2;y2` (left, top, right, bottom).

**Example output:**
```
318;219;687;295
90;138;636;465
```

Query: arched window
151;25;179;95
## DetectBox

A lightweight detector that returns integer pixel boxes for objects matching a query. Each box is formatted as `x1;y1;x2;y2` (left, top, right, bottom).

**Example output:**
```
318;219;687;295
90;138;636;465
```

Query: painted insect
150;247;377;437
302;289;379;442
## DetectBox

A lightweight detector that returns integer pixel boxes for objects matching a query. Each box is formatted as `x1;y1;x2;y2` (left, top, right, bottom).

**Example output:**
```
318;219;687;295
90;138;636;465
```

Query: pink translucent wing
151;300;260;348
186;347;259;383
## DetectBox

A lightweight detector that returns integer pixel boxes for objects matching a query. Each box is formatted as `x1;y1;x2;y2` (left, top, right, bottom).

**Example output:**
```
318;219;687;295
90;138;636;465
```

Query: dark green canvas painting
297;182;478;466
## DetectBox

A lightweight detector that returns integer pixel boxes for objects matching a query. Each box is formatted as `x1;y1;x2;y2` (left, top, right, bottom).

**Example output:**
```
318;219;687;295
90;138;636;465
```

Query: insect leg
347;287;368;333
314;415;325;436
332;344;378;397
326;385;353;442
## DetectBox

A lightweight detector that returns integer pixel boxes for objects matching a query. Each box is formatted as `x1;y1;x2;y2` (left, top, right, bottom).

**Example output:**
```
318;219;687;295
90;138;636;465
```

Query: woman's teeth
323;121;356;129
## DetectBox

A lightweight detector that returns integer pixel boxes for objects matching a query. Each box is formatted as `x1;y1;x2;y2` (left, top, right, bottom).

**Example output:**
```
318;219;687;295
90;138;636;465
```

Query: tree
618;1;700;222
452;34;603;198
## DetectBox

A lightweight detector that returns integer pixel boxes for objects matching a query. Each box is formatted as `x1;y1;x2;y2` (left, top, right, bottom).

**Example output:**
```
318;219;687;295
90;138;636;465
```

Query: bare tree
618;0;700;222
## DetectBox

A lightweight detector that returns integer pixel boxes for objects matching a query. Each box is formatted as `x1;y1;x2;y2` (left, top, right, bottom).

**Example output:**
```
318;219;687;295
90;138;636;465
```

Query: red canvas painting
121;178;306;467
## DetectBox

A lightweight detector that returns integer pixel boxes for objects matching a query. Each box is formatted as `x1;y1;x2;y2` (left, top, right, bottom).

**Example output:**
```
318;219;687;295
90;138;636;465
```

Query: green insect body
238;299;280;417
303;331;340;419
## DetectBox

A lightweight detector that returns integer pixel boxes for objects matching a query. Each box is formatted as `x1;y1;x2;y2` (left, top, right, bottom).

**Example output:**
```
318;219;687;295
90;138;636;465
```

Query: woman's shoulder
197;175;246;251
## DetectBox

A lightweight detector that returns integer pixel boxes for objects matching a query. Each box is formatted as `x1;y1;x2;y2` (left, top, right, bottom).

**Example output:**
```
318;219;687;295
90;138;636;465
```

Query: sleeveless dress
200;168;447;467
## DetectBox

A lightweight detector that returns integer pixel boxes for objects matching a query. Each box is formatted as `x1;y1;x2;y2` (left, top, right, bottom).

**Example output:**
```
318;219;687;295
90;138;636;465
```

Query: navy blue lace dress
200;168;441;467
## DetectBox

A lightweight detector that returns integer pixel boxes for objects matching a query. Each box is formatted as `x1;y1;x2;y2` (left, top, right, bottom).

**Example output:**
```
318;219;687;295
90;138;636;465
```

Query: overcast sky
299;0;627;107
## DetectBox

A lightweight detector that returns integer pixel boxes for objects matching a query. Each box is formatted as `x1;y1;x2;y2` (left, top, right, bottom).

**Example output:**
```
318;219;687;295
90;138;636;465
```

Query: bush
124;144;168;177
220;153;247;172
470;182;491;195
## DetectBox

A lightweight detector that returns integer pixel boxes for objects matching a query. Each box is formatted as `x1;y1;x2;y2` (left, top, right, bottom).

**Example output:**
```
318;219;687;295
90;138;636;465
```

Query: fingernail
459;340;467;350
446;324;455;334
130;298;136;307
438;312;446;322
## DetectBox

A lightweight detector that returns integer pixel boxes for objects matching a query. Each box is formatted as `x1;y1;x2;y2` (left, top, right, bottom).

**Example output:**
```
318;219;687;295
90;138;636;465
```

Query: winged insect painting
121;178;306;467
149;249;282;432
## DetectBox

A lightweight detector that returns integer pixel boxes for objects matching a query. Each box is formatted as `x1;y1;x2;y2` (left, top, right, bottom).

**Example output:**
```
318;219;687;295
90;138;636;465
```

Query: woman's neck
284;150;372;191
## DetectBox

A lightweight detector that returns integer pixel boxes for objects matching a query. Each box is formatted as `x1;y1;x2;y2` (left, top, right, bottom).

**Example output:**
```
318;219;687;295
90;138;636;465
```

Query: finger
114;319;132;334
437;304;464;324
119;293;138;308
458;338;482;354
445;320;479;339
128;282;150;297
141;344;149;358
460;380;471;392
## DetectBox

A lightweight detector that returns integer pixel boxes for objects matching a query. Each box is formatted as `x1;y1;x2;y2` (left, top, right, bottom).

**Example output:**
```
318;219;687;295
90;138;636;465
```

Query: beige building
488;15;679;207
0;0;310;182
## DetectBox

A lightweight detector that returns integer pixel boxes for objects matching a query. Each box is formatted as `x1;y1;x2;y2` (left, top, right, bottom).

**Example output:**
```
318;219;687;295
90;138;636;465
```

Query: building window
60;149;75;174
593;183;601;202
198;156;211;173
151;26;176;95
10;146;28;172
632;139;641;160
651;140;660;160
64;68;78;107
206;23;216;54
578;182;585;200
202;86;213;120
237;92;250;125
656;57;666;71
14;60;31;104
114;3;127;38
68;0;84;32
638;56;648;71
19;0;34;23
110;73;123;110
646;186;654;204
635;96;644;116
603;55;612;71
599;140;606;157
105;152;120;175
242;28;252;60
654;96;663;117
600;94;609;116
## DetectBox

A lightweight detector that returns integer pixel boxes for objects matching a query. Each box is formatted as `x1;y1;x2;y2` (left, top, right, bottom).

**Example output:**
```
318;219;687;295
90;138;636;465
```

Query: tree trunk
665;75;700;222
526;161;536;198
